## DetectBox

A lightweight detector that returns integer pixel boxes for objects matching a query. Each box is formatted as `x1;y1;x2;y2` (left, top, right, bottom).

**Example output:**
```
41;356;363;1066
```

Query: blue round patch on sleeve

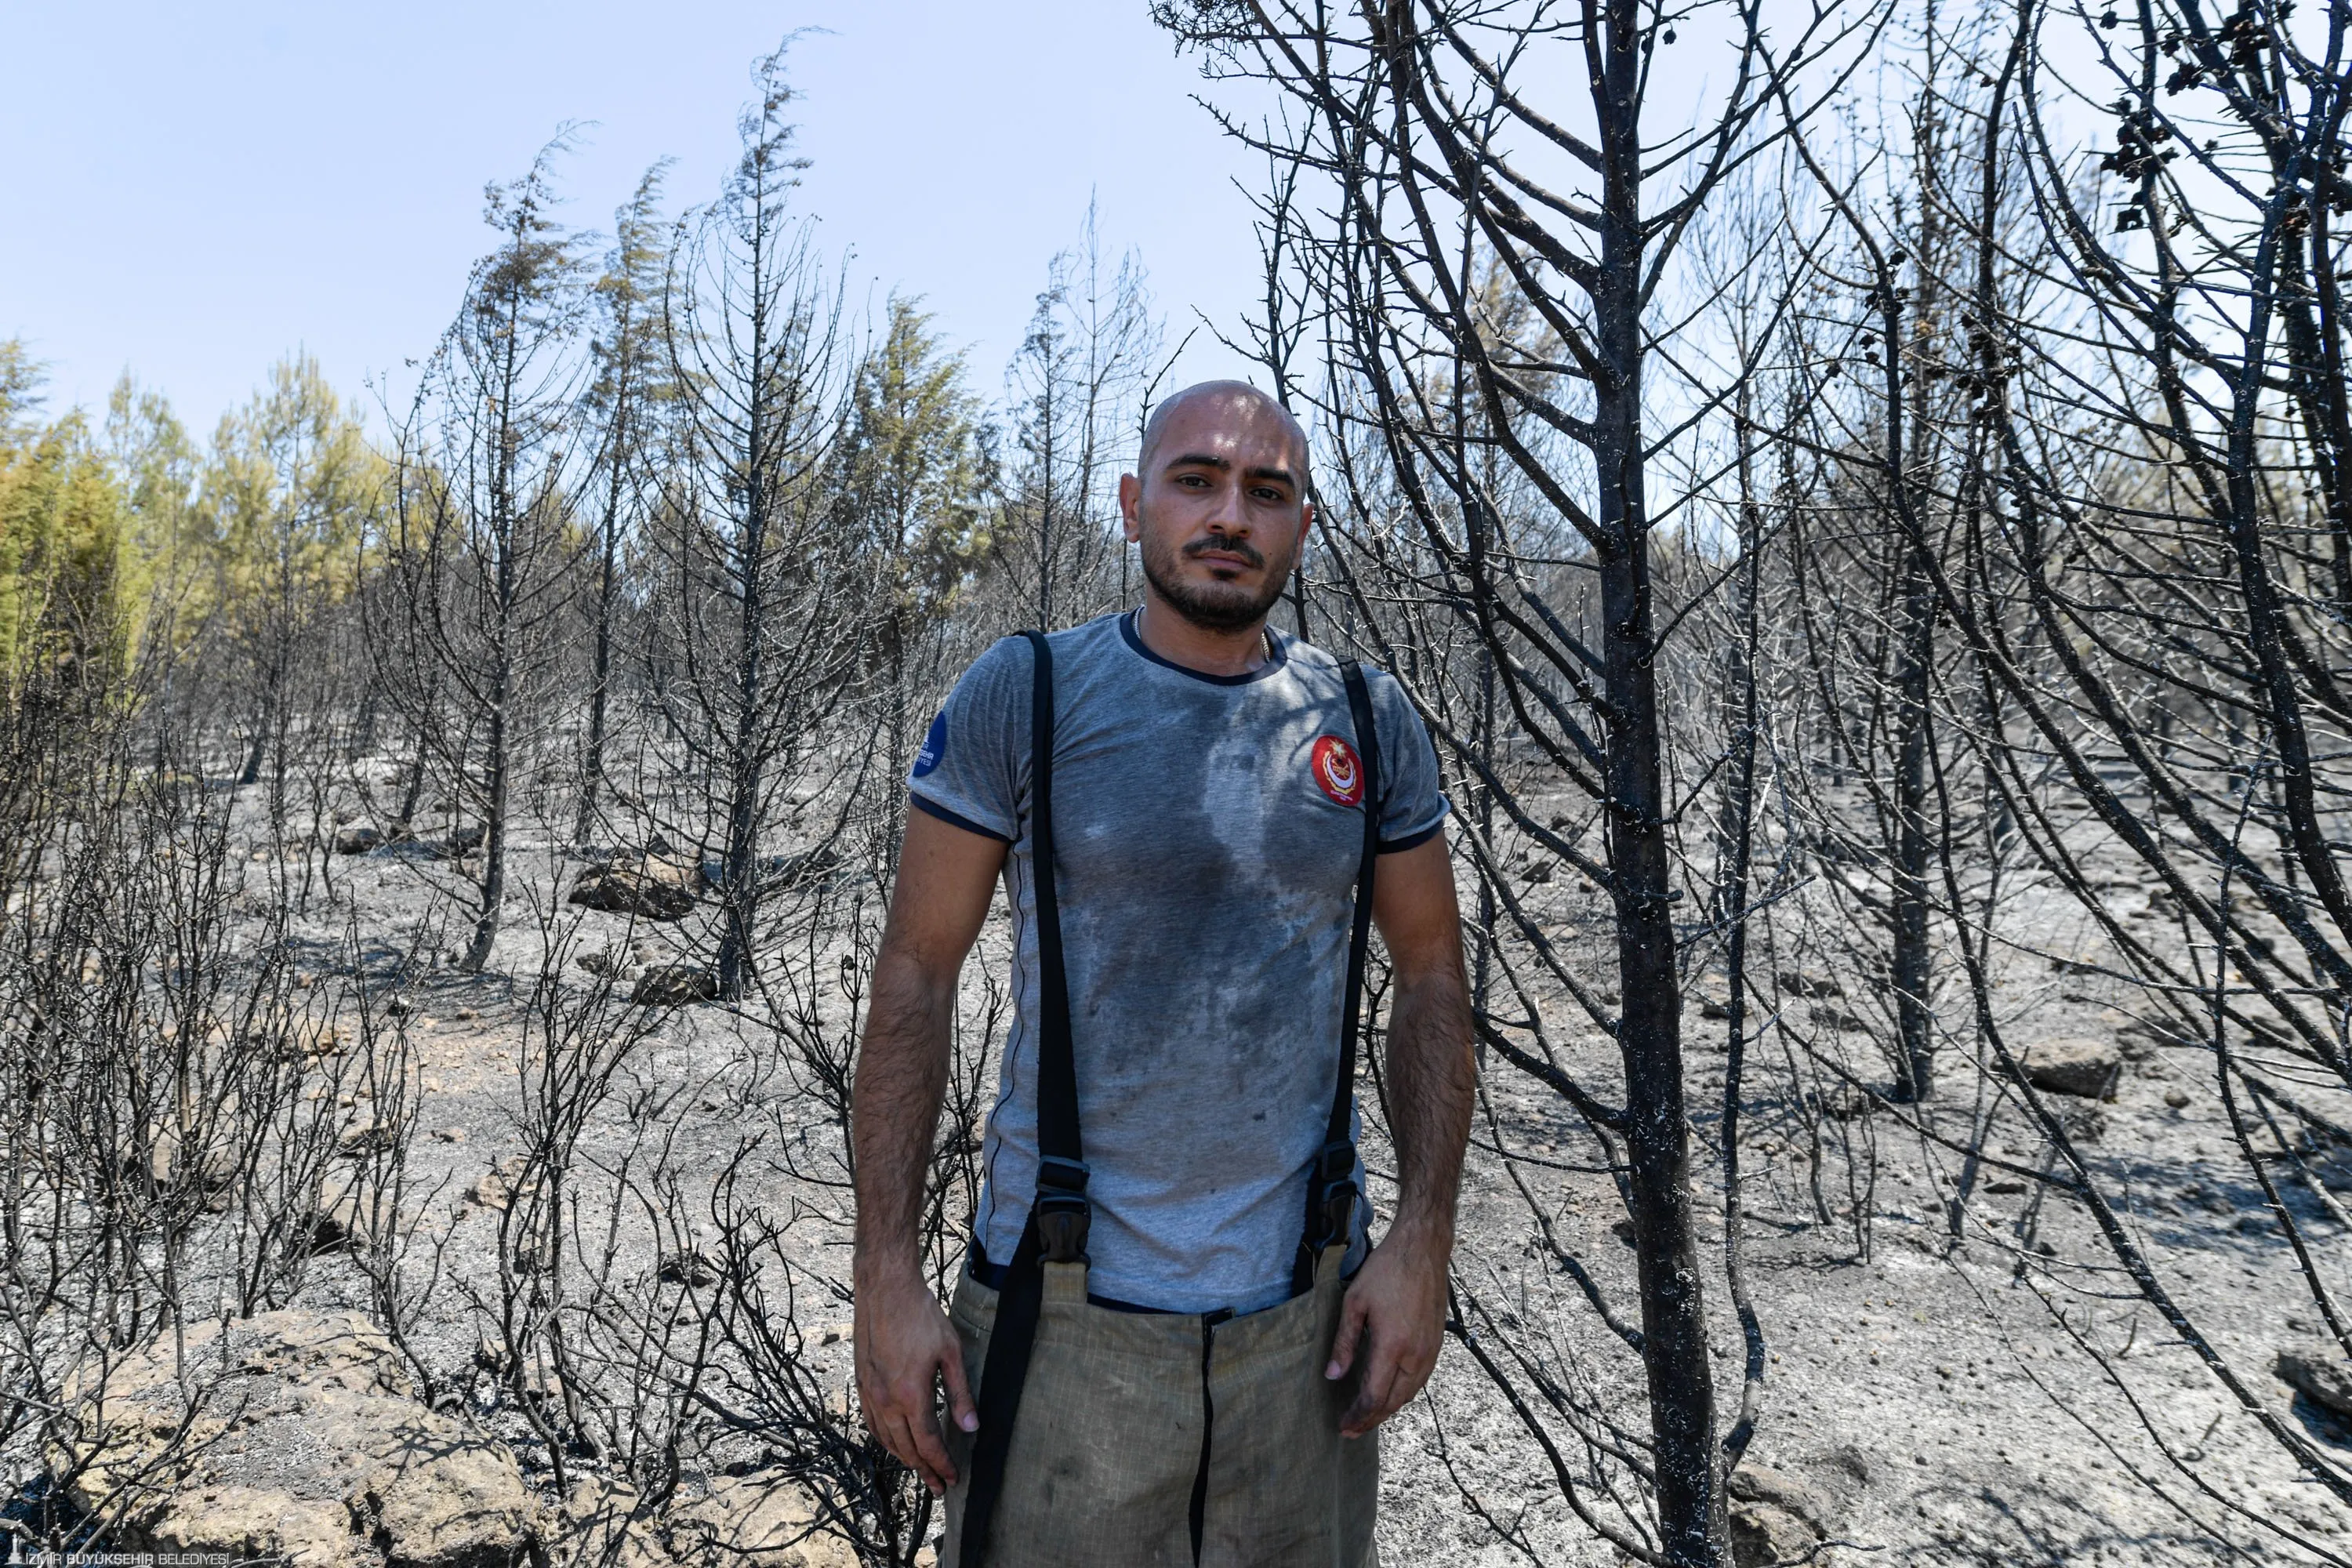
912;710;948;779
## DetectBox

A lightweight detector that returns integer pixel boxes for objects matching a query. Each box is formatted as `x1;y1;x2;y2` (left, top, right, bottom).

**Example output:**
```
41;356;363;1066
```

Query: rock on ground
670;1474;858;1567
550;1478;668;1568
633;965;719;1006
467;1154;536;1213
53;1308;536;1568
657;1247;720;1287
546;1475;859;1568
354;1437;536;1568
134;1124;239;1196
312;1168;369;1252
1730;1501;1824;1567
145;1485;363;1567
2276;1342;2352;1419
568;860;695;922
1728;1463;1835;1536
2019;1037;2122;1098
1777;970;1844;998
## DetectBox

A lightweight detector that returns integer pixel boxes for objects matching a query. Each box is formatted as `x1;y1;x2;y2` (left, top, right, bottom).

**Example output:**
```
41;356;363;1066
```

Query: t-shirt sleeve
907;636;1033;844
1369;669;1448;853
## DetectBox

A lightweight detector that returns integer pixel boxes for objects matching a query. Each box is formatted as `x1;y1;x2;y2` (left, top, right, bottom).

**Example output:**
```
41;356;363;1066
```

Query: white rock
672;1475;856;1567
53;1308;537;1568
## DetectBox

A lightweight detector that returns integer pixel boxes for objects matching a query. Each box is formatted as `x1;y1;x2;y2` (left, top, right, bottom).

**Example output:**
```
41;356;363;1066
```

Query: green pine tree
201;354;385;786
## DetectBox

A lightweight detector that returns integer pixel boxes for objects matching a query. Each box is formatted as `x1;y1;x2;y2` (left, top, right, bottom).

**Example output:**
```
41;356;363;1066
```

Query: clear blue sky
2;1;1267;438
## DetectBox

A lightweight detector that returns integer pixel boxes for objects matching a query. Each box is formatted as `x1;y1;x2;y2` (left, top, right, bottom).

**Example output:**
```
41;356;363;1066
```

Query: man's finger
905;1430;951;1495
876;1399;952;1494
1342;1377;1402;1436
1339;1323;1390;1429
902;1389;960;1490
1326;1289;1370;1380
869;1409;925;1486
1341;1330;1409;1436
940;1343;979;1434
1352;1333;1443;1436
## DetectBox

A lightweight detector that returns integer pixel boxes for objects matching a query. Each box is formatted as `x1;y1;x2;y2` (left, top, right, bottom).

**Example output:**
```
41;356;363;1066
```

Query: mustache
1183;535;1266;570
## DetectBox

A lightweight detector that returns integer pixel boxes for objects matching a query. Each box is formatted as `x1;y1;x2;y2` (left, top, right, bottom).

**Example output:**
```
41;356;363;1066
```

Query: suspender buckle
1306;1140;1359;1253
1035;1156;1091;1264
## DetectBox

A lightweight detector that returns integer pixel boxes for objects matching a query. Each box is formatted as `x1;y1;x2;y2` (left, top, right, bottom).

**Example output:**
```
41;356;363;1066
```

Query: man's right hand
850;808;1004;1495
855;1269;978;1496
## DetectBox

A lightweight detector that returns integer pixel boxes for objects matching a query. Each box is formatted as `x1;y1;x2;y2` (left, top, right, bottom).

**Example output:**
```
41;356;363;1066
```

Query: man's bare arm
851;807;1005;1494
1377;832;1476;1247
1327;829;1475;1436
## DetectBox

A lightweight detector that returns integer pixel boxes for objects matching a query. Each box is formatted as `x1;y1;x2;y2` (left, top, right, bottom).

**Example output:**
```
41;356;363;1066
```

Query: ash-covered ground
47;768;2352;1568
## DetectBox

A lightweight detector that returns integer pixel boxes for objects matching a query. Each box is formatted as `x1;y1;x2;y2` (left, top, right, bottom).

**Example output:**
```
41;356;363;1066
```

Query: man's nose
1203;481;1250;536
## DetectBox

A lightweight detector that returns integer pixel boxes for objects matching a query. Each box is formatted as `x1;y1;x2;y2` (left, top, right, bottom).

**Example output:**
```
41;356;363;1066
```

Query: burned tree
650;45;869;1001
384;141;590;975
1156;2;1871;1559
990;210;1162;633
1887;0;2352;1519
575;164;673;848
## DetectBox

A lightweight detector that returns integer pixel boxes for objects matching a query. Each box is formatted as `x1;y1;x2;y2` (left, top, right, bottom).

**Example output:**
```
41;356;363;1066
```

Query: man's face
1120;392;1312;633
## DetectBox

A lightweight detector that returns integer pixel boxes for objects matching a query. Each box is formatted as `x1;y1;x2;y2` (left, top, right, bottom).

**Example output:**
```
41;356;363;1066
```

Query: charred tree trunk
575;471;621;849
1890;541;1935;1102
462;394;523;976
1593;107;1719;1558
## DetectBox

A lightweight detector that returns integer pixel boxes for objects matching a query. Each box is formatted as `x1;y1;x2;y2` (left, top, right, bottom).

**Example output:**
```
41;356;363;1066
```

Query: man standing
852;381;1474;1566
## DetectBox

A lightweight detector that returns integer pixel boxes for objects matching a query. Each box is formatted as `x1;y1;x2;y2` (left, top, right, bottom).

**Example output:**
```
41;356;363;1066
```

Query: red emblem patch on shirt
1311;735;1366;807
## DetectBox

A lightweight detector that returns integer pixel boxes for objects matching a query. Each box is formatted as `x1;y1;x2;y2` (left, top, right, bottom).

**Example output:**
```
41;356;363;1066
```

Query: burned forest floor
16;764;2352;1568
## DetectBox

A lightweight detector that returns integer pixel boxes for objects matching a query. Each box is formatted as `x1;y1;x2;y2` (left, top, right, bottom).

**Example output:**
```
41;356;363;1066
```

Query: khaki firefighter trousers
941;1247;1380;1568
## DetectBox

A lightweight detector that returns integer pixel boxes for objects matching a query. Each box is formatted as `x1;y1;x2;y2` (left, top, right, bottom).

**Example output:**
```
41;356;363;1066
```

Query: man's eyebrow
1162;452;1298;488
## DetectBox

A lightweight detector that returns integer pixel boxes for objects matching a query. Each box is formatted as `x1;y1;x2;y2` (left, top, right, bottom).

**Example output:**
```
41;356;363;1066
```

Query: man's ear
1119;472;1143;543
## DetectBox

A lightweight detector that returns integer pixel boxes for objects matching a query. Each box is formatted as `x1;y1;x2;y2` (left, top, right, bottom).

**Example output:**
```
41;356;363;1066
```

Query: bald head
1120;379;1315;637
1138;381;1308;481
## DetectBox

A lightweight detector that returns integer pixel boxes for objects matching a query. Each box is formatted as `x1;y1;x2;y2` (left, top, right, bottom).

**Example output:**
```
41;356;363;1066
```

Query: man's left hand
1325;1225;1450;1438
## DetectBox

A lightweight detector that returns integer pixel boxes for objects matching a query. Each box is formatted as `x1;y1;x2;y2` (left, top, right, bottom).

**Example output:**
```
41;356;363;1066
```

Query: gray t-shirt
908;608;1448;1313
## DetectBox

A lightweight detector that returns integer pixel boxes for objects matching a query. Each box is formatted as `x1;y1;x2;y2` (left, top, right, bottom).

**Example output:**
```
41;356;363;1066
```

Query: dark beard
1138;524;1297;633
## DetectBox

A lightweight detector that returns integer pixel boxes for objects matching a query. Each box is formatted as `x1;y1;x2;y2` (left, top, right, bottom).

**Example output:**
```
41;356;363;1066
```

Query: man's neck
1134;594;1275;678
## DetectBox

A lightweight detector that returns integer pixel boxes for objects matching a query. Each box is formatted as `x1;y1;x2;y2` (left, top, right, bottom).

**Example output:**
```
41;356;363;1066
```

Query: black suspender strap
959;630;1085;1568
1022;629;1091;1249
1293;659;1382;1295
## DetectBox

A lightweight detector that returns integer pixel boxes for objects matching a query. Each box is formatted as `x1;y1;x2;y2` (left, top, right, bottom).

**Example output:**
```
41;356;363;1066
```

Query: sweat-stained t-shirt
907;608;1449;1314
